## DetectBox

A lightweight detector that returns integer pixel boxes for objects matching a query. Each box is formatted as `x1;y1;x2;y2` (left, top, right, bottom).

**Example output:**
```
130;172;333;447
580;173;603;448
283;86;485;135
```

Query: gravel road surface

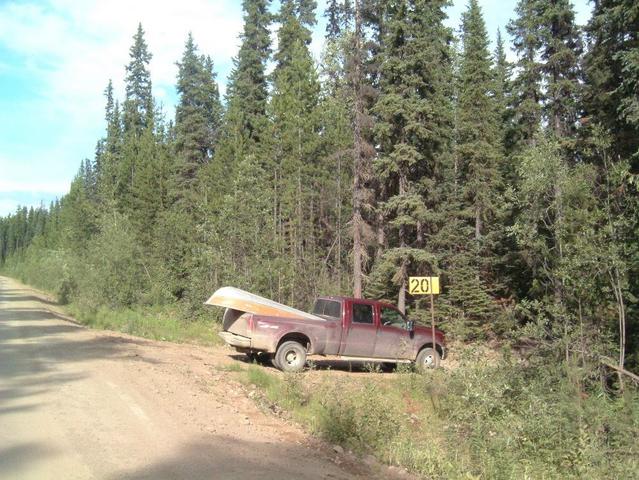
0;276;393;480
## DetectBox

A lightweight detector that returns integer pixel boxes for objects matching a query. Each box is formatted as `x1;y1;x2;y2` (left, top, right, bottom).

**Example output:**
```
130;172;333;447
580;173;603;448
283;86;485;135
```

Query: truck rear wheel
415;347;440;371
275;341;307;373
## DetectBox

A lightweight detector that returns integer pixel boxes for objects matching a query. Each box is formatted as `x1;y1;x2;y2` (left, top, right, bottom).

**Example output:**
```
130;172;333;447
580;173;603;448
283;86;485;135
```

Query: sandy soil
0;276;412;480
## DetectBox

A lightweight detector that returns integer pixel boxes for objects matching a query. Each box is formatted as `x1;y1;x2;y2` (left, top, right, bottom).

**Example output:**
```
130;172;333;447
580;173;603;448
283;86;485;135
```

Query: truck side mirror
406;320;414;332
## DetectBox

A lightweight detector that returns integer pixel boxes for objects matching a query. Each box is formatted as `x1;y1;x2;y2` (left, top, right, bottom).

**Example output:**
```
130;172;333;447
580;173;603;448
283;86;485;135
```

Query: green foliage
0;0;637;382
2;5;639;476
238;355;639;479
370;0;454;311
584;0;639;164
67;303;221;345
175;33;223;184
123;23;154;136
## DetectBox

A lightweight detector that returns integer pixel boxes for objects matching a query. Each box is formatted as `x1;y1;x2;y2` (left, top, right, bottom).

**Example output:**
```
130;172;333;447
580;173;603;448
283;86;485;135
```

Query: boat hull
205;287;323;321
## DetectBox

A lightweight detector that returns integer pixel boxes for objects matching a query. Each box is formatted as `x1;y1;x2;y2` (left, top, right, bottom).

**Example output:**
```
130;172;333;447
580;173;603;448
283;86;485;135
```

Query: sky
0;0;592;216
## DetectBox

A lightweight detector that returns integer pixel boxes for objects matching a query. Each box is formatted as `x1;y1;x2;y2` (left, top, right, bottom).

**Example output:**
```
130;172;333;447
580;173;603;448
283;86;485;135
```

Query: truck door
340;301;377;357
374;306;412;359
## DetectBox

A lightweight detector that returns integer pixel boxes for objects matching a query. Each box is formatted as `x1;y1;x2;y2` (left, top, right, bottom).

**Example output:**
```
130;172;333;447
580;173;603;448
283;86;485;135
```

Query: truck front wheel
415;347;440;371
275;341;307;372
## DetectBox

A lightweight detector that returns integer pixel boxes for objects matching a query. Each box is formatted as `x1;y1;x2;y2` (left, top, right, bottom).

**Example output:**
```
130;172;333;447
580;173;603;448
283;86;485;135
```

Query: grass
236;352;639;480
1;251;223;347
65;303;222;346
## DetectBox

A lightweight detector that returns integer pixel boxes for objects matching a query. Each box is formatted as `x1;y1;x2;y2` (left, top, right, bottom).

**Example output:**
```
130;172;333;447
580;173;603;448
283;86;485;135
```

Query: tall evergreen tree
443;0;503;335
123;23;154;136
349;0;370;298
224;0;272;145
507;0;543;146
175;33;223;185
584;0;639;165
269;0;322;304
539;0;582;141
371;0;454;313
457;0;502;243
493;28;516;159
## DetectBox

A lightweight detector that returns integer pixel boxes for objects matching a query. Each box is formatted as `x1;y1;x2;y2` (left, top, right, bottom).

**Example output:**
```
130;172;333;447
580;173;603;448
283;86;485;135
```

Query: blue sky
0;0;591;216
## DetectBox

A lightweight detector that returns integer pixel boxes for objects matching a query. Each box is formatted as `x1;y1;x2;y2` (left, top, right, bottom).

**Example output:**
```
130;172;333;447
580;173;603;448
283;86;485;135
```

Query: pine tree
584;0;639;164
325;0;352;39
493;28;516;159
223;0;272;145
445;0;502;334
123;23;154;136
507;0;543;146
349;0;370;298
175;33;223;187
457;0;502;243
268;0;322;304
538;0;582;141
371;0;454;312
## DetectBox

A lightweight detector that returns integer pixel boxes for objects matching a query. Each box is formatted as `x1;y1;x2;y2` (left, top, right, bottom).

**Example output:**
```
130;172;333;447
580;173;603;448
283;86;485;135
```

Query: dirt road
0;276;390;480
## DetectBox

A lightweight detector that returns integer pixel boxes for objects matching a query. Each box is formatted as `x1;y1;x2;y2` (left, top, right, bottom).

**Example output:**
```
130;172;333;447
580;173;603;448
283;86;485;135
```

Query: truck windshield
312;299;341;319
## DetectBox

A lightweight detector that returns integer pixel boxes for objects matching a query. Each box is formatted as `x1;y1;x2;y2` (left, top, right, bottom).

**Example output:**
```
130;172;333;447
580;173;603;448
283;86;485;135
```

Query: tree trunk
352;0;364;299
609;268;627;390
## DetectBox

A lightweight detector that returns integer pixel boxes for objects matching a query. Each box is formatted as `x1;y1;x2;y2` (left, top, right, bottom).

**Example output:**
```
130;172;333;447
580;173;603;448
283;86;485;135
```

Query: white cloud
0;0;245;212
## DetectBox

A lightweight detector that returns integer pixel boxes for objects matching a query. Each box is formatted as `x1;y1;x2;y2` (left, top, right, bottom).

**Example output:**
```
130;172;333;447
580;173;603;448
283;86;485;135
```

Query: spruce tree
224;0;272;145
444;0;502;335
538;0;582;141
269;0;322;304
493;28;516;159
507;0;543;146
457;0;502;243
584;0;639;164
123;23;154;136
371;0;453;312
175;33;223;186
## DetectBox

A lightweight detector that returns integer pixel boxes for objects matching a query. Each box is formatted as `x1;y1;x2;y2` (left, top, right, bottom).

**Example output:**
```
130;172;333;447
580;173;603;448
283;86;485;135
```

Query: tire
415;347;441;371
274;341;307;373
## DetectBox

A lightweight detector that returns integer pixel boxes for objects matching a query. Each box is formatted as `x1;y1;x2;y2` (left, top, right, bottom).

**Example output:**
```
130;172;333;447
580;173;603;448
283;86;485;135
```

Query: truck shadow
229;354;397;374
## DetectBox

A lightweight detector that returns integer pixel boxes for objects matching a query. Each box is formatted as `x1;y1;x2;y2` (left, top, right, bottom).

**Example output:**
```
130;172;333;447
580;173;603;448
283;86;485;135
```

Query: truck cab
312;296;446;363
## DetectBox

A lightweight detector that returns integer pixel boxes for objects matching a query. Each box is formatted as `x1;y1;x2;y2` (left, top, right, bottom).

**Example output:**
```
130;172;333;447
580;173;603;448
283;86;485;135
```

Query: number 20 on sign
408;276;440;295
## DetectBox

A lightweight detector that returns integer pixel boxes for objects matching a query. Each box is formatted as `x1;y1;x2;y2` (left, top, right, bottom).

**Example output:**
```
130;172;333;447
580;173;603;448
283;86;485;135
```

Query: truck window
380;307;406;328
312;299;341;319
352;303;374;324
312;300;326;315
324;300;341;318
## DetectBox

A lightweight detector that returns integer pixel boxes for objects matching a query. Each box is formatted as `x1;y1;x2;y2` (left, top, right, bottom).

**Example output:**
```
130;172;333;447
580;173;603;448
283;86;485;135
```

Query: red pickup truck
206;287;446;372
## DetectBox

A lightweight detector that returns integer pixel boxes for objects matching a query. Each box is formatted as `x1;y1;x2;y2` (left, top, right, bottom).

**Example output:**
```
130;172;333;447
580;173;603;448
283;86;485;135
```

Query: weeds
239;356;639;480
65;304;221;345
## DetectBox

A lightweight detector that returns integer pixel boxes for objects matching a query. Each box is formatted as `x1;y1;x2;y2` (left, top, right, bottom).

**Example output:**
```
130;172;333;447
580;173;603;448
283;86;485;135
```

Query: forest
0;0;638;475
2;0;638;371
3;0;637;363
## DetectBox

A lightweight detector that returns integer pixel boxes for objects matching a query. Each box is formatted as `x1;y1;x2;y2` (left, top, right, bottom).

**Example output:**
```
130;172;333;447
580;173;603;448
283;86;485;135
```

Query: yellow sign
408;276;440;295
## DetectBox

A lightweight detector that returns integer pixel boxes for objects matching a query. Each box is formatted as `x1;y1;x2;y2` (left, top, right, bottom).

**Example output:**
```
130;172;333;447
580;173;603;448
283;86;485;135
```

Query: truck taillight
247;314;254;332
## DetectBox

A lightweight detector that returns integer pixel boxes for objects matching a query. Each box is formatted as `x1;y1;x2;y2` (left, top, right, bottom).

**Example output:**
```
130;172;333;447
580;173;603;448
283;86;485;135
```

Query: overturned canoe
205;286;323;321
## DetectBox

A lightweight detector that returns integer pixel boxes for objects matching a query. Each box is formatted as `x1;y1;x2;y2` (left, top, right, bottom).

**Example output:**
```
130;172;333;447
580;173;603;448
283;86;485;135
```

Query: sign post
408;276;440;367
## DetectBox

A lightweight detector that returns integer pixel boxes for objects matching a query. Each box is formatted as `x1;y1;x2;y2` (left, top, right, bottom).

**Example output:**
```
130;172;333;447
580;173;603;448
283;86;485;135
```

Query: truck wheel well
418;343;444;359
277;333;311;352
